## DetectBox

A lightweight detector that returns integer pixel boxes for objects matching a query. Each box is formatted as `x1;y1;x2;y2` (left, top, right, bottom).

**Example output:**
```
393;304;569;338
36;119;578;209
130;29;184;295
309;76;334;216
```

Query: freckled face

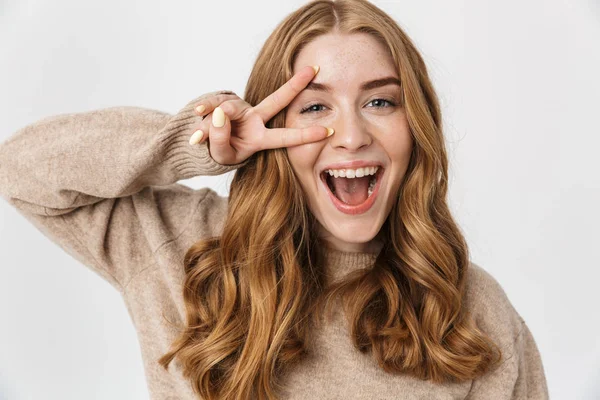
285;33;413;253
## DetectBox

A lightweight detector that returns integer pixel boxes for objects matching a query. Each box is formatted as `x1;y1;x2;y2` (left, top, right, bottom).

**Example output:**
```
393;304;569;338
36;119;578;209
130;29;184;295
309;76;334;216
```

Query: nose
327;108;372;151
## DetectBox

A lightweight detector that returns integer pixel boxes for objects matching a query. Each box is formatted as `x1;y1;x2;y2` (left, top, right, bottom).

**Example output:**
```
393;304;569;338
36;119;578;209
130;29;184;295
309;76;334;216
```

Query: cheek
286;115;325;206
388;134;413;162
381;118;413;162
286;143;325;213
286;144;320;183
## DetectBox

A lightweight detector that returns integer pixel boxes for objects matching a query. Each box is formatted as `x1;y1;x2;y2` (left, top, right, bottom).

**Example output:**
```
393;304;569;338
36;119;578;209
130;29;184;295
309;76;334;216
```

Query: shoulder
462;262;550;397
463;261;525;341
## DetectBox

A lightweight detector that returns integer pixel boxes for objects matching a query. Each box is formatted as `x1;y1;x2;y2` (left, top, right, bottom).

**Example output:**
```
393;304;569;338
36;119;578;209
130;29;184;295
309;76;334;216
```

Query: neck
318;228;385;254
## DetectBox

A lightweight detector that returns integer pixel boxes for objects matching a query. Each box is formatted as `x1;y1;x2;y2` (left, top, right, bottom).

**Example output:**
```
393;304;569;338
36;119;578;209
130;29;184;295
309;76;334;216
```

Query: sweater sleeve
466;317;550;399
0;90;247;292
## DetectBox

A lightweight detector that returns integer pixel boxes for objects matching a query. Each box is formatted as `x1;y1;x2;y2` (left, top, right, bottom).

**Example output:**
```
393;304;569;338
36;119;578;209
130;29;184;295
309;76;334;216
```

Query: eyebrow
305;76;402;92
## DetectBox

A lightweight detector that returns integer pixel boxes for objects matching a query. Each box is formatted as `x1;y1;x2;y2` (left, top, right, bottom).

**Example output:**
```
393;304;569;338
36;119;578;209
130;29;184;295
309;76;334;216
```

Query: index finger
253;65;319;123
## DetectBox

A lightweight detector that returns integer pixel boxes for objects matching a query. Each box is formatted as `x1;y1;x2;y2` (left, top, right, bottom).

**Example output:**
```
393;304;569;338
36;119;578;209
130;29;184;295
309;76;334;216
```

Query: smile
319;167;384;215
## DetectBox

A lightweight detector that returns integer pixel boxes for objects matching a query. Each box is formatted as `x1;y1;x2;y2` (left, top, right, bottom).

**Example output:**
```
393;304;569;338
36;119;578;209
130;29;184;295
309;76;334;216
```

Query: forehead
292;33;398;84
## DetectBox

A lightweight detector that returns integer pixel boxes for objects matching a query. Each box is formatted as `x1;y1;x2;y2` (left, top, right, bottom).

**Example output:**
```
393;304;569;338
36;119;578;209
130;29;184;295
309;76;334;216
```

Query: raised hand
188;65;334;165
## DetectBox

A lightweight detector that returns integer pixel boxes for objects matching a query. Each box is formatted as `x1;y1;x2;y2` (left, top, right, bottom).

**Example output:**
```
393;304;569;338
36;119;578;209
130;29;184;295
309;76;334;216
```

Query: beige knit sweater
0;91;549;399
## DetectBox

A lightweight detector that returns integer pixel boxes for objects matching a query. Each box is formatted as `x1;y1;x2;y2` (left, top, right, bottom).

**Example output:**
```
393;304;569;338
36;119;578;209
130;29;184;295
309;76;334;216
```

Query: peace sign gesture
188;65;334;166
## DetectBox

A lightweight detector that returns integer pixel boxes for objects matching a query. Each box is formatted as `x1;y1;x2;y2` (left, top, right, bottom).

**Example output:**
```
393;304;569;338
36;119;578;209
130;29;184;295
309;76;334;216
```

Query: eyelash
299;98;396;114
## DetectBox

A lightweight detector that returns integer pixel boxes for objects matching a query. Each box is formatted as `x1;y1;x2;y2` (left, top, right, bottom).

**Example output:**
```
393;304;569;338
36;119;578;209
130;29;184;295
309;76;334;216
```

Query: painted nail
189;129;204;145
326;127;334;137
212;107;225;128
195;105;206;114
312;65;320;75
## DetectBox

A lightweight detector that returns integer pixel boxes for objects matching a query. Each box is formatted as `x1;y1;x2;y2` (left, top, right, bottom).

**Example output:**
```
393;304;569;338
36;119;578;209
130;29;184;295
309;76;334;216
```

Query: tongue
331;176;371;205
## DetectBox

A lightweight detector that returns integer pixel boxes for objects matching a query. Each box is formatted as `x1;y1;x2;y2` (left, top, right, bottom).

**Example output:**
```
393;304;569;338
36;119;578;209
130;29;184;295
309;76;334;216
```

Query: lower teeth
367;177;376;197
327;176;377;198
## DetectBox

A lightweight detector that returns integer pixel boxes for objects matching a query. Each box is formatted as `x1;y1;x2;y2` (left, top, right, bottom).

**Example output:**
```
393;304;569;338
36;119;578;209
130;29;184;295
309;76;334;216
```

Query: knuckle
219;91;238;101
255;130;266;151
198;91;237;108
288;79;302;93
271;90;282;109
208;126;227;140
218;90;236;96
210;134;227;145
221;99;250;120
200;120;210;132
218;99;233;114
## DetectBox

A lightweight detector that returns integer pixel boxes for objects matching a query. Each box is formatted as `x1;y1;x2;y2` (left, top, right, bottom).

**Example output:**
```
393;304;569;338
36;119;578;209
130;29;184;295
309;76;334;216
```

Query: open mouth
319;166;384;207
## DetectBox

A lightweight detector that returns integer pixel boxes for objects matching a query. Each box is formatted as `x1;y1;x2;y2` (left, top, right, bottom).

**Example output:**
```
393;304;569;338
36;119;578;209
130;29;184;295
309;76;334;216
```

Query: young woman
0;0;549;399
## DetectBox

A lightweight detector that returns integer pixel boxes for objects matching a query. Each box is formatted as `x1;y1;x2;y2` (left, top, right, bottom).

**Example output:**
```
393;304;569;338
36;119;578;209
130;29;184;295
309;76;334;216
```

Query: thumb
208;106;236;164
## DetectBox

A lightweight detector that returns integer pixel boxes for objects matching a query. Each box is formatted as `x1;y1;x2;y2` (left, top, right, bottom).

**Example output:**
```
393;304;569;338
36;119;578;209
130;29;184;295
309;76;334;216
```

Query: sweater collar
321;246;380;281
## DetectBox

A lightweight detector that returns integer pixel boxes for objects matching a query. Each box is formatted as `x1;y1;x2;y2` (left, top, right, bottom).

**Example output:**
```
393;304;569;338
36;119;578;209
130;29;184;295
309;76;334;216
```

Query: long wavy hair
158;0;502;398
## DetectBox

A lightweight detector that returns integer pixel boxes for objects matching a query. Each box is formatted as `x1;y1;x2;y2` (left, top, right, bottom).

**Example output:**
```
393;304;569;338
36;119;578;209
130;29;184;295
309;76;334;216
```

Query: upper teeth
326;166;379;178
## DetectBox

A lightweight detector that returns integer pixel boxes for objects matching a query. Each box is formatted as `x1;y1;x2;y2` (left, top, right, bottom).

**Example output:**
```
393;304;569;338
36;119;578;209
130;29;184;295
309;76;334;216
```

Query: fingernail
189;129;204;145
312;65;320;75
212;107;225;128
326;127;334;137
195;105;205;114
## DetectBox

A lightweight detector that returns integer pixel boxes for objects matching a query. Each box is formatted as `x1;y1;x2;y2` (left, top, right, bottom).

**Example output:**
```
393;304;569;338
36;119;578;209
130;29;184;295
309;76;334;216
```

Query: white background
1;0;598;399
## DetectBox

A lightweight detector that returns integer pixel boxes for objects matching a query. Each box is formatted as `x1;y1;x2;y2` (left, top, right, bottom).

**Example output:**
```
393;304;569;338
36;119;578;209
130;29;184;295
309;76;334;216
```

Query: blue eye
300;103;326;114
299;98;396;114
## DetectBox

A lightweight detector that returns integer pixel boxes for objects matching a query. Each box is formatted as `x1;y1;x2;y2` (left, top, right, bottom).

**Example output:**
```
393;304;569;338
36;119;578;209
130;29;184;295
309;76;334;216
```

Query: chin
323;220;382;244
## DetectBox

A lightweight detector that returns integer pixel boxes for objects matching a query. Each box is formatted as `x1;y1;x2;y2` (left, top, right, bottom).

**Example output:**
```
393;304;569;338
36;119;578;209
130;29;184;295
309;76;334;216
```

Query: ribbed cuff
158;90;249;180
